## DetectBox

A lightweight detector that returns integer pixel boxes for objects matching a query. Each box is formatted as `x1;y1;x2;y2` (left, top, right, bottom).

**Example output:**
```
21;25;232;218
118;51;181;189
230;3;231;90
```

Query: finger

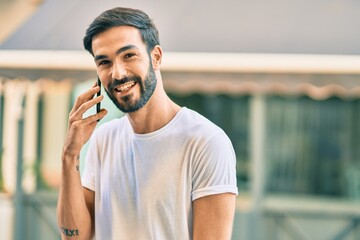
73;85;100;111
68;109;107;135
71;86;101;114
82;109;108;125
70;95;104;122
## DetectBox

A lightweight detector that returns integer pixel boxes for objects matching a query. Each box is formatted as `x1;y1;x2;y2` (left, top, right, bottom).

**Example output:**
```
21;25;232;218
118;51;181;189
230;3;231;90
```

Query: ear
151;45;162;70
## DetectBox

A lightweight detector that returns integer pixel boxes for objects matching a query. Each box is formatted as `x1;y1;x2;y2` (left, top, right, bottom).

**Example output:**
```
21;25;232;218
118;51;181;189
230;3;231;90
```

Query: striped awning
1;50;360;99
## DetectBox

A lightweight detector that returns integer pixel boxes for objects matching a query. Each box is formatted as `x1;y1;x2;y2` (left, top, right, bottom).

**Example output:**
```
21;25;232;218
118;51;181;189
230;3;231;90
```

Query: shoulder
177;107;225;139
173;107;234;154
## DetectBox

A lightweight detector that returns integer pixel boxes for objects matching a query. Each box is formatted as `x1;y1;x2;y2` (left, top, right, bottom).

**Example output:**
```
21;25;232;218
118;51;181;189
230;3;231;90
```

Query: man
57;7;238;240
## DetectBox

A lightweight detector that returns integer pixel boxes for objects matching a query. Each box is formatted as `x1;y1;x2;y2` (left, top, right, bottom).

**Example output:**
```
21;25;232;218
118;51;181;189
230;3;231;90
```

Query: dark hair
83;7;160;55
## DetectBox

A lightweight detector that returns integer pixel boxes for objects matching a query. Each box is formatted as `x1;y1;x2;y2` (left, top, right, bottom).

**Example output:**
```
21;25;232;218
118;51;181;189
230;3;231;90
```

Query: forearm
57;84;105;239
57;155;93;240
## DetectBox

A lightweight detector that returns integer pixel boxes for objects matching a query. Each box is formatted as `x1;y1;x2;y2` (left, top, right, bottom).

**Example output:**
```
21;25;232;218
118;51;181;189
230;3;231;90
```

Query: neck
126;75;181;134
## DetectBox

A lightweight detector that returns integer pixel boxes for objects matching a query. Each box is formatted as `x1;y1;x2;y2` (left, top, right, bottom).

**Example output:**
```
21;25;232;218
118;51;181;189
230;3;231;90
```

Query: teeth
115;82;135;92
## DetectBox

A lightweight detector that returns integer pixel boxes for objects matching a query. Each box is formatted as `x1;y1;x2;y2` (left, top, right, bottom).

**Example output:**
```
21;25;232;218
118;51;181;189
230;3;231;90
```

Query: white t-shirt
82;107;238;240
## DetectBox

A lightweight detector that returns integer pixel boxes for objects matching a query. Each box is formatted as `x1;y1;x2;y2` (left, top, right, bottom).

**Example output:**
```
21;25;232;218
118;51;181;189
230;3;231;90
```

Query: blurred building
1;0;360;239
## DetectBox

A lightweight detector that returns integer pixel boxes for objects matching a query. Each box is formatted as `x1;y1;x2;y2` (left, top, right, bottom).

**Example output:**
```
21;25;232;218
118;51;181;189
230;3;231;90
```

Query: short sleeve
81;137;97;191
191;131;238;201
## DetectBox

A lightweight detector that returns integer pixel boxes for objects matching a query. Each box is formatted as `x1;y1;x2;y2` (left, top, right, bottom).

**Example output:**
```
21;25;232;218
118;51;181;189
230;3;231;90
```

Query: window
266;96;360;198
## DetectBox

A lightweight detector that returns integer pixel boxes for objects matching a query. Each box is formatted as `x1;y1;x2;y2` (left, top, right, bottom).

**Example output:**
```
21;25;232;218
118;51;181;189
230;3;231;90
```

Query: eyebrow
94;45;139;61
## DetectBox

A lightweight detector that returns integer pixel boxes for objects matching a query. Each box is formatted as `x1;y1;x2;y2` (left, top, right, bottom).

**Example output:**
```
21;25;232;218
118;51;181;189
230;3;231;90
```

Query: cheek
97;75;109;91
129;57;150;75
97;68;111;86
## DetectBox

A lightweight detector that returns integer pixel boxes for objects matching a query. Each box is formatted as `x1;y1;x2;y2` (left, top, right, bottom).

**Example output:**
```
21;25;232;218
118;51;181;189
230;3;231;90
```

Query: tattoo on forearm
61;227;79;237
76;155;79;171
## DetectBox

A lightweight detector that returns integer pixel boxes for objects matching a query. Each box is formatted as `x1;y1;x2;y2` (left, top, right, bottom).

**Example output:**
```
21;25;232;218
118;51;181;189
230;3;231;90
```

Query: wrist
61;152;80;167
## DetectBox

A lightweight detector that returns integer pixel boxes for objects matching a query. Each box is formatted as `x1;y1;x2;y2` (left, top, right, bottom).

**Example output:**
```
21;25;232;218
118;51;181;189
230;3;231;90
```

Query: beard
105;63;157;113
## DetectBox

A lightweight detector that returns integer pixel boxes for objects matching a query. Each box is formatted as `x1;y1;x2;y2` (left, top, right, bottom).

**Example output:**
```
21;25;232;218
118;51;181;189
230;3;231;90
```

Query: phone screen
97;77;101;114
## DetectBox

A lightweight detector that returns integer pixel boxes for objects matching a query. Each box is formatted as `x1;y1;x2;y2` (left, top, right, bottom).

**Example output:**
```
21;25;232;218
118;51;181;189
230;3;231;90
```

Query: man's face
92;26;157;113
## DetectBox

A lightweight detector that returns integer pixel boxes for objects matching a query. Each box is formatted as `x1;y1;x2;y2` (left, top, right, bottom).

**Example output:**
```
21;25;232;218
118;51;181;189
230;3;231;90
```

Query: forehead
92;26;145;54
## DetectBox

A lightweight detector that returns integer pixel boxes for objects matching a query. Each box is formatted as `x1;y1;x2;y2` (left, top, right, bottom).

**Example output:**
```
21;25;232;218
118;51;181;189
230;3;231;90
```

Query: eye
124;53;135;58
98;60;110;66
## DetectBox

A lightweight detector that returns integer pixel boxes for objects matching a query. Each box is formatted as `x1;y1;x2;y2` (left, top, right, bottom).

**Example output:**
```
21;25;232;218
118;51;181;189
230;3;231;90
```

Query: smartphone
97;77;101;114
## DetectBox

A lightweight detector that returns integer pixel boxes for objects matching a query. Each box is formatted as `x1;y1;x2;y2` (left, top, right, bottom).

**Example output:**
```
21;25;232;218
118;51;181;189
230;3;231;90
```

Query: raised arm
57;84;107;240
192;193;236;240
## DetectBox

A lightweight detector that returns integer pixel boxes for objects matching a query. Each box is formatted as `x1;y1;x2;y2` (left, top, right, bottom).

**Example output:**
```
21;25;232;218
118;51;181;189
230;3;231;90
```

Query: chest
97;138;194;208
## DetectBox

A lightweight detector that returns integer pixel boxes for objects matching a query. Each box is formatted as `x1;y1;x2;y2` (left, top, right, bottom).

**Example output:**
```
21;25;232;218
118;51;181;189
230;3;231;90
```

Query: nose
111;60;127;80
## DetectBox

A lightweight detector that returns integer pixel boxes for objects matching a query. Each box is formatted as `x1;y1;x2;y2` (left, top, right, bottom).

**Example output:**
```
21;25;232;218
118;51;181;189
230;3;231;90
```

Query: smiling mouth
114;81;136;93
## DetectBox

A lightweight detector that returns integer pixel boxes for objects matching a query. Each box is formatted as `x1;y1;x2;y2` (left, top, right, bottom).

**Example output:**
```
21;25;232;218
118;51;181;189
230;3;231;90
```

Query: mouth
114;81;136;93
